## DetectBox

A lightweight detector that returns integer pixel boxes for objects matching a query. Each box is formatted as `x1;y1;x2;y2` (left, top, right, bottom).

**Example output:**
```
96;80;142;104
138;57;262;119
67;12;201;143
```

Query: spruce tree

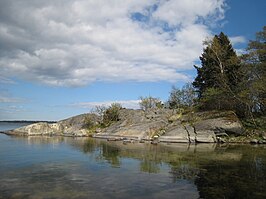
193;32;241;110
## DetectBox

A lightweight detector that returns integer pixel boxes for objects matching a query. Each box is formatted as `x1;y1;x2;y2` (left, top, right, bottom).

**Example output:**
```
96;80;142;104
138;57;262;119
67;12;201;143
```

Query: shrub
139;96;163;111
103;103;122;125
167;83;197;109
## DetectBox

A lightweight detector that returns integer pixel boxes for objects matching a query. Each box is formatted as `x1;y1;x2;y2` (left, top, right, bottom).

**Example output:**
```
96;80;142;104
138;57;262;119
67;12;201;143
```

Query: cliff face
2;109;245;143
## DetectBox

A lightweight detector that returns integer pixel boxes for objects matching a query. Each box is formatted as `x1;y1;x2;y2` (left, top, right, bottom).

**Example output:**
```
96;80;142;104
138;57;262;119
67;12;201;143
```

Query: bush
82;116;95;129
103;103;122;125
139;96;163;111
167;83;197;109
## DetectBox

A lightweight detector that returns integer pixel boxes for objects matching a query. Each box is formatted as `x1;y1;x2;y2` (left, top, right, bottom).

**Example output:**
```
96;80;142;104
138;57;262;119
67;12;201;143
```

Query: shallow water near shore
0;123;266;199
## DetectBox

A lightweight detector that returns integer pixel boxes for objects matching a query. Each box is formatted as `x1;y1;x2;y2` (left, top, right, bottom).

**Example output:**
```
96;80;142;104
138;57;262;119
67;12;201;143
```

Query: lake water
0;123;266;199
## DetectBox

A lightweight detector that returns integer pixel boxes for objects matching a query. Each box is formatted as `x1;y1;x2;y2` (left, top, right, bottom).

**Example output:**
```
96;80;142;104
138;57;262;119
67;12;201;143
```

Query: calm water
0;122;34;132
0;123;266;199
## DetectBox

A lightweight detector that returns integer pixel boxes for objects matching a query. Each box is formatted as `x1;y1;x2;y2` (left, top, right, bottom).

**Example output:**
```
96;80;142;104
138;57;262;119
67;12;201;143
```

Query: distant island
0;120;56;123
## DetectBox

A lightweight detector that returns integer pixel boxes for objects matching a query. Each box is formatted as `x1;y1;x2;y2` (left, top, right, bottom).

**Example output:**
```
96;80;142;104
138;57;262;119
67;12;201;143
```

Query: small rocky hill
94;109;244;143
3;113;101;137
93;108;173;140
1;109;247;143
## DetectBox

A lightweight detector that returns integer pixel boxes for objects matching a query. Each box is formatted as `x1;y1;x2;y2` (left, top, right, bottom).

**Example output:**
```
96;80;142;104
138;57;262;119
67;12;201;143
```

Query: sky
0;0;265;121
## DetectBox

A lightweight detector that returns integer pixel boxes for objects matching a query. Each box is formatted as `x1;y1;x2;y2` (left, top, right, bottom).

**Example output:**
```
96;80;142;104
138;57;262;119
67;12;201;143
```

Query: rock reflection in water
1;135;266;199
78;139;266;198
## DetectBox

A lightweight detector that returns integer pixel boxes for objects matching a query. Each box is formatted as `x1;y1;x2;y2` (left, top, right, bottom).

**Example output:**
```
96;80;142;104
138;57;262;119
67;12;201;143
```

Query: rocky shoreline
1;109;265;144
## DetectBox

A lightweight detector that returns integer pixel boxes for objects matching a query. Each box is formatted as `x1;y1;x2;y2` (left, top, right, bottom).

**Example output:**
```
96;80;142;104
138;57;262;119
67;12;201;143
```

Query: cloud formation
0;0;226;86
0;89;25;103
230;36;246;45
0;97;22;103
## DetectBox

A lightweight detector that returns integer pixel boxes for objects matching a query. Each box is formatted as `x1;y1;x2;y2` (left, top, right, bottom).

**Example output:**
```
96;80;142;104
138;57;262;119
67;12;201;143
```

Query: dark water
0;124;266;199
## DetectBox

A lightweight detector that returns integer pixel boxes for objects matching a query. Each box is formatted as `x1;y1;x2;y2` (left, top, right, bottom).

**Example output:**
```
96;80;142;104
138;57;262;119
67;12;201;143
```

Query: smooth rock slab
195;130;217;143
159;136;189;143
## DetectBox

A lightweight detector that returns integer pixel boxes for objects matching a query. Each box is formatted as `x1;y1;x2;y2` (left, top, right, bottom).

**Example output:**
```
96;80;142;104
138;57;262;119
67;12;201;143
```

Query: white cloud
0;0;226;87
0;96;23;103
73;100;141;110
0;76;15;84
0;105;27;120
230;36;247;45
153;0;225;26
229;36;247;56
0;89;25;103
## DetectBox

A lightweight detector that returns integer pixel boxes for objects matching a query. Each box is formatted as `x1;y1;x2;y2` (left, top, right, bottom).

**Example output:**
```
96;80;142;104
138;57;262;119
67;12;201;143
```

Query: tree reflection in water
15;136;266;198
81;139;266;198
195;146;266;199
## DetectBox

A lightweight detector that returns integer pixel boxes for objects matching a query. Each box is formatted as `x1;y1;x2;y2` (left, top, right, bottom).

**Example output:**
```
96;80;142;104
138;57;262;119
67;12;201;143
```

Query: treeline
192;27;265;119
90;27;265;129
142;26;266;128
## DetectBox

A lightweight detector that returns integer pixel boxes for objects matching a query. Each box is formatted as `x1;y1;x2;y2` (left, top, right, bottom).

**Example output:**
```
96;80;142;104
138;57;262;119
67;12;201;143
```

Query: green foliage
242;116;266;131
190;27;265;129
139;96;163;111
167;83;197;109
240;26;266;117
193;32;242;112
193;32;241;95
199;88;237;111
82;116;95;129
103;103;122;125
91;103;123;128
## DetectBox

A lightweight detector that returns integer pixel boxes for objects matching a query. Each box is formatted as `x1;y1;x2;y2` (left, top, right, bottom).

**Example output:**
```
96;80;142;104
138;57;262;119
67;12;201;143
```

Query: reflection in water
140;157;160;173
102;144;121;167
195;146;266;199
78;138;266;198
0;134;266;199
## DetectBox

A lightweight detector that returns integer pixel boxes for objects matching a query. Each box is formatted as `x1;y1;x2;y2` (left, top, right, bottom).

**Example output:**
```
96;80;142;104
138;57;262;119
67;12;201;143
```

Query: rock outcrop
4;122;63;136
193;111;243;143
93;109;171;140
3;113;101;137
158;122;190;143
94;109;244;143
1;109;244;143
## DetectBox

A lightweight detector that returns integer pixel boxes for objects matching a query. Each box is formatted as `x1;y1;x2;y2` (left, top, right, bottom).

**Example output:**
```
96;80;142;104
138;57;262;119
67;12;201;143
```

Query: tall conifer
193;32;241;110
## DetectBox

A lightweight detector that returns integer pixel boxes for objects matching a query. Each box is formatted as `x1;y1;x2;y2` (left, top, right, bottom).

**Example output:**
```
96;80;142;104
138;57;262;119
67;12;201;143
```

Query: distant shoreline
0;120;57;123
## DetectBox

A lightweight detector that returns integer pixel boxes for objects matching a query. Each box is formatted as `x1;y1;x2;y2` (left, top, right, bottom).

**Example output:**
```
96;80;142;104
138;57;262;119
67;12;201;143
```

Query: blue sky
0;0;265;121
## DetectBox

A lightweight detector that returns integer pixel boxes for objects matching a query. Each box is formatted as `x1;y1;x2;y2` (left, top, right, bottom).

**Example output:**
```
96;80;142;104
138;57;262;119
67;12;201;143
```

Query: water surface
0;121;33;131
0;124;266;199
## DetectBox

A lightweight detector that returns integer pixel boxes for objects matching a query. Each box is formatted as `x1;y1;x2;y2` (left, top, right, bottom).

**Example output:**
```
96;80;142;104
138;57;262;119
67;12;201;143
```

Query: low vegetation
103;103;122;125
139;96;163;111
